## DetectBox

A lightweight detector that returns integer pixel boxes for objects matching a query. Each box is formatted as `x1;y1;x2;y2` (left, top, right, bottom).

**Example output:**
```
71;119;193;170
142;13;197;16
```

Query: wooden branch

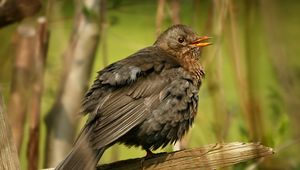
0;89;20;170
0;0;41;27
44;142;273;170
97;142;274;170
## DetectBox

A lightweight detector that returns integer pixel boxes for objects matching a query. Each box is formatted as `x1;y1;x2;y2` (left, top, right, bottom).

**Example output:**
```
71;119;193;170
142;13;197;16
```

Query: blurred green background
1;0;300;169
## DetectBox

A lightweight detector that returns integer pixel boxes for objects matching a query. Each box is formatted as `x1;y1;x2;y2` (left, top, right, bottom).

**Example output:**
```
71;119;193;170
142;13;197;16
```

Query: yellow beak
190;36;212;47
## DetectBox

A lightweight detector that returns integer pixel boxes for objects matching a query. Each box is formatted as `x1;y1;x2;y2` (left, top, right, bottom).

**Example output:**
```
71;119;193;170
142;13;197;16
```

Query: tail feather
55;126;106;170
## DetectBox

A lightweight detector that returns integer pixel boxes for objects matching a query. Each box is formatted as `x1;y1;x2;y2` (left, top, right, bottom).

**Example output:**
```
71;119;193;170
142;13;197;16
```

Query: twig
27;17;50;170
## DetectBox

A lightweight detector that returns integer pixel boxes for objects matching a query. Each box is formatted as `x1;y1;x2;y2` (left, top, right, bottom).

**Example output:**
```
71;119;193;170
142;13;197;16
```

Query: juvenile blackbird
56;24;211;170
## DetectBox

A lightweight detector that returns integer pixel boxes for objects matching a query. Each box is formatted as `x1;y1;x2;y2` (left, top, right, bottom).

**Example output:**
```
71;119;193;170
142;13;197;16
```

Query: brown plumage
55;24;211;170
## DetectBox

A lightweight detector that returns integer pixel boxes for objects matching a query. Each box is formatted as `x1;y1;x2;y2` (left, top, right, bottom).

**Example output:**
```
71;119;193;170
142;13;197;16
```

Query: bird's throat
176;56;205;85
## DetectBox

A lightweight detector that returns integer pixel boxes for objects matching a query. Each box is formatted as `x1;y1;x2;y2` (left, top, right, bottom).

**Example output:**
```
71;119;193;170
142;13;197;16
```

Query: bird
55;24;211;170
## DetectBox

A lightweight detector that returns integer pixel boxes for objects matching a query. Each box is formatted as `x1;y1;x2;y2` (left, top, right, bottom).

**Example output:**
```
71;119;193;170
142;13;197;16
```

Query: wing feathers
91;103;148;148
89;74;169;149
81;49;186;150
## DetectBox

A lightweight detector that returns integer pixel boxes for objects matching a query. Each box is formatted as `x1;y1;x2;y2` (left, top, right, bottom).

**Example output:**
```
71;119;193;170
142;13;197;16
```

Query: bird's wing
81;46;176;114
80;47;180;149
89;74;170;148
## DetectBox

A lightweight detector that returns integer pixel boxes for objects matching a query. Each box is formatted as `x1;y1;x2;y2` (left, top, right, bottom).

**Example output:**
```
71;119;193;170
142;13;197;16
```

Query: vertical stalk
8;24;35;152
204;0;230;142
101;0;109;67
27;17;50;170
170;0;181;24
228;0;265;142
156;0;166;36
44;0;104;167
244;0;264;142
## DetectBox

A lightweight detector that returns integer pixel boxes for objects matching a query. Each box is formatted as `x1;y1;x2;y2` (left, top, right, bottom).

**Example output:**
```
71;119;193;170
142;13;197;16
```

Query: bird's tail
55;125;105;170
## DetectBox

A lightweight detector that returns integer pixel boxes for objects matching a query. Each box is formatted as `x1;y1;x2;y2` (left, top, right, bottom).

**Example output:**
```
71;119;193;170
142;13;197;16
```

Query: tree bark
27;17;50;170
44;0;104;167
0;89;20;170
7;24;36;152
0;0;41;27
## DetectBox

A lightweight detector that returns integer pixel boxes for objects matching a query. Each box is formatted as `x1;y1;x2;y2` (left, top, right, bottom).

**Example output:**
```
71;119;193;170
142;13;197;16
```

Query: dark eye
178;37;184;43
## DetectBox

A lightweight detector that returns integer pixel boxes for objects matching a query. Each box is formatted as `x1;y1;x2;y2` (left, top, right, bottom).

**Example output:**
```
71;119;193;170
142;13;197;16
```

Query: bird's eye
178;37;184;43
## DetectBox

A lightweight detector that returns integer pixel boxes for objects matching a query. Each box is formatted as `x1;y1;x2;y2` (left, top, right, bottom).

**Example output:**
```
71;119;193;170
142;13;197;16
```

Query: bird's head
154;24;211;60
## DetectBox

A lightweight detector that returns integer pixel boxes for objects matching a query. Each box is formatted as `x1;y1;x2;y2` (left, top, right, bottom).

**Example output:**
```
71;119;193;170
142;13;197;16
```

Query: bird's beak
190;36;212;47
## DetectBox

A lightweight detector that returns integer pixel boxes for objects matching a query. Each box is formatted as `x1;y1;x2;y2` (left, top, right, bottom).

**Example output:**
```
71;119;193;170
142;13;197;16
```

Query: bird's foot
140;149;166;169
145;149;155;159
140;149;152;169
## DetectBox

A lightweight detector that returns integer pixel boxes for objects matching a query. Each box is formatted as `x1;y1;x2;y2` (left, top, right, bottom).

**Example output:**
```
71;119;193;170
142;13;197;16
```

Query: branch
45;142;273;170
0;0;41;27
0;89;20;170
98;142;274;170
